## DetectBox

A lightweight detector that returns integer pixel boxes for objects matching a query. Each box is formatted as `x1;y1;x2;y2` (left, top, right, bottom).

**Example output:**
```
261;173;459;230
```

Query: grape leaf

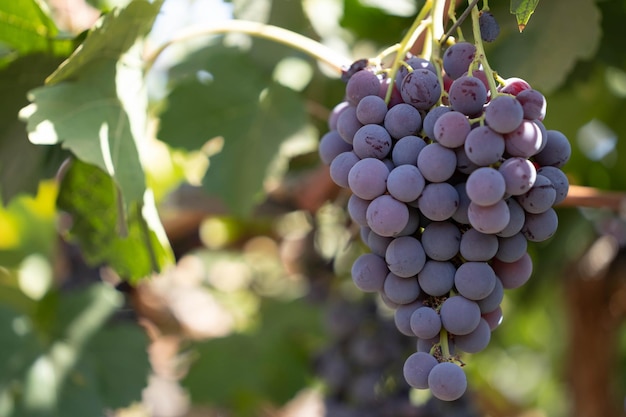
183;299;324;415
158;46;308;217
510;0;540;32
56;160;174;283
0;0;74;63
0;54;68;204
486;0;601;92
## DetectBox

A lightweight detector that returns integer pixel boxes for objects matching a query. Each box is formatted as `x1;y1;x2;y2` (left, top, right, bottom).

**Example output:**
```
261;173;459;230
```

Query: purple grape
319;130;353;165
352;124;392;159
443;42;476;80
383;272;420;304
346;69;380;105
482;306;503;330
433;110;472;148
440;295;481;335
418;260;456;296
400;69;442;110
421;221;461;261
522;207;558;242
538;165;569;204
468;199;510;234
466;167;506;206
455;146;479;175
448;75;488;116
452;182;471;224
493;252;533;289
383;103;422;139
455;318;491;353
533;130;571;168
479;11;500;42
348;157;389;200
351;253;388;292
516;174;556;214
366;195;410;237
391;135;427;166
397;206;421;236
329;151;360;188
477;277;504;313
459;227;499;261
395;56;437;90
464;125;505;166
336;105;362;143
516;88;546;120
328;101;349;130
485;95;524;134
385;235;426;278
504;119;544;158
403;351;438;389
496;198;526;237
417;143;457;182
496;232;528;262
428;362;467;401
422;105;452;140
410;306;442;339
356;95;388;124
394;300;424;336
454;262;497;301
498;157;537;196
347;194;370;226
417;182;459;221
367;230;393;257
387;164;425;202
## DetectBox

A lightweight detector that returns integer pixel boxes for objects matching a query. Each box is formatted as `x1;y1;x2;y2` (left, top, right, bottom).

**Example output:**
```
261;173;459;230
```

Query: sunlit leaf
510;0;540;31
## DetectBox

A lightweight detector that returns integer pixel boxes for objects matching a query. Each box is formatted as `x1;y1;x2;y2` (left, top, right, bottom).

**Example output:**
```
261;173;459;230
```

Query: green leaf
0;54;69;204
159;46;308;217
486;0;601;92
510;0;540;31
56;160;174;283
0;0;74;62
0;283;150;417
183;299;324;415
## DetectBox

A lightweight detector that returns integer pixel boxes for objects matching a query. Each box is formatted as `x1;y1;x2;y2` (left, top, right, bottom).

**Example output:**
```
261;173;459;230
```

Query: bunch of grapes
318;33;571;400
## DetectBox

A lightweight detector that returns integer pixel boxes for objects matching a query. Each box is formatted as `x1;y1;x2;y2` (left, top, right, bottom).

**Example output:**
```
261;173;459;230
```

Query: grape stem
468;1;500;97
439;328;451;359
143;19;352;75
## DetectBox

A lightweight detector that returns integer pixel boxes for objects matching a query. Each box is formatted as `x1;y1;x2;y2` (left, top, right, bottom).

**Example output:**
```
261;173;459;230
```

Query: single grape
403;351;438;390
448;75;488;116
385;235;426;277
418;182;460;221
455;145;479;175
468;199;510;234
395;56;437;90
387;164;425;202
397;206;421;236
352;124;392;159
498;77;531;96
366;195;410;237
384;103;423;139
464;125;505;166
516;174;556;214
443;42;476;80
329;151;360;188
482;306;503;330
337;105;363;144
418;260;456;296
504;119;544;158
455;318;491;353
484;95;524;134
347;194;370;226
348;157;389;200
459;227;499;261
496;198;526;238
479;11;500;42
428;362;467;401
421;221;461;261
417;143;457;182
454;262;497;301
356;95;388;125
391;135;427;166
367;230;393;257
493;252;533;289
383;272;420;304
466;167;506;206
440;295;481;335
328;101;350;131
496;232;528;263
319;130;353;165
522;207;558;242
477;277;504;313
400;69;442;110
433;110;472;148
452;182;471;224
422;105;452;140
394;300;424;336
498;157;537;196
538;165;569;205
533;129;571;168
516;88;547;120
410;306;442;339
346;69;381;105
351;253;388;292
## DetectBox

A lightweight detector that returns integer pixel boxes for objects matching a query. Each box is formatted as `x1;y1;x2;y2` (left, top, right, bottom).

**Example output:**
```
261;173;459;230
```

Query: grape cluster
318;44;570;401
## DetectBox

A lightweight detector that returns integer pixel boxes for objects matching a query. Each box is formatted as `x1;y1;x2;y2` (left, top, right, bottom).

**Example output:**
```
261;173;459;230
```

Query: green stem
469;1;500;97
440;328;451;358
143;20;351;75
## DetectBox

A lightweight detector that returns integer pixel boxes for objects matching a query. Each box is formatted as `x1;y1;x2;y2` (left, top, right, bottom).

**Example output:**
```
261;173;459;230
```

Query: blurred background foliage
0;0;625;416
